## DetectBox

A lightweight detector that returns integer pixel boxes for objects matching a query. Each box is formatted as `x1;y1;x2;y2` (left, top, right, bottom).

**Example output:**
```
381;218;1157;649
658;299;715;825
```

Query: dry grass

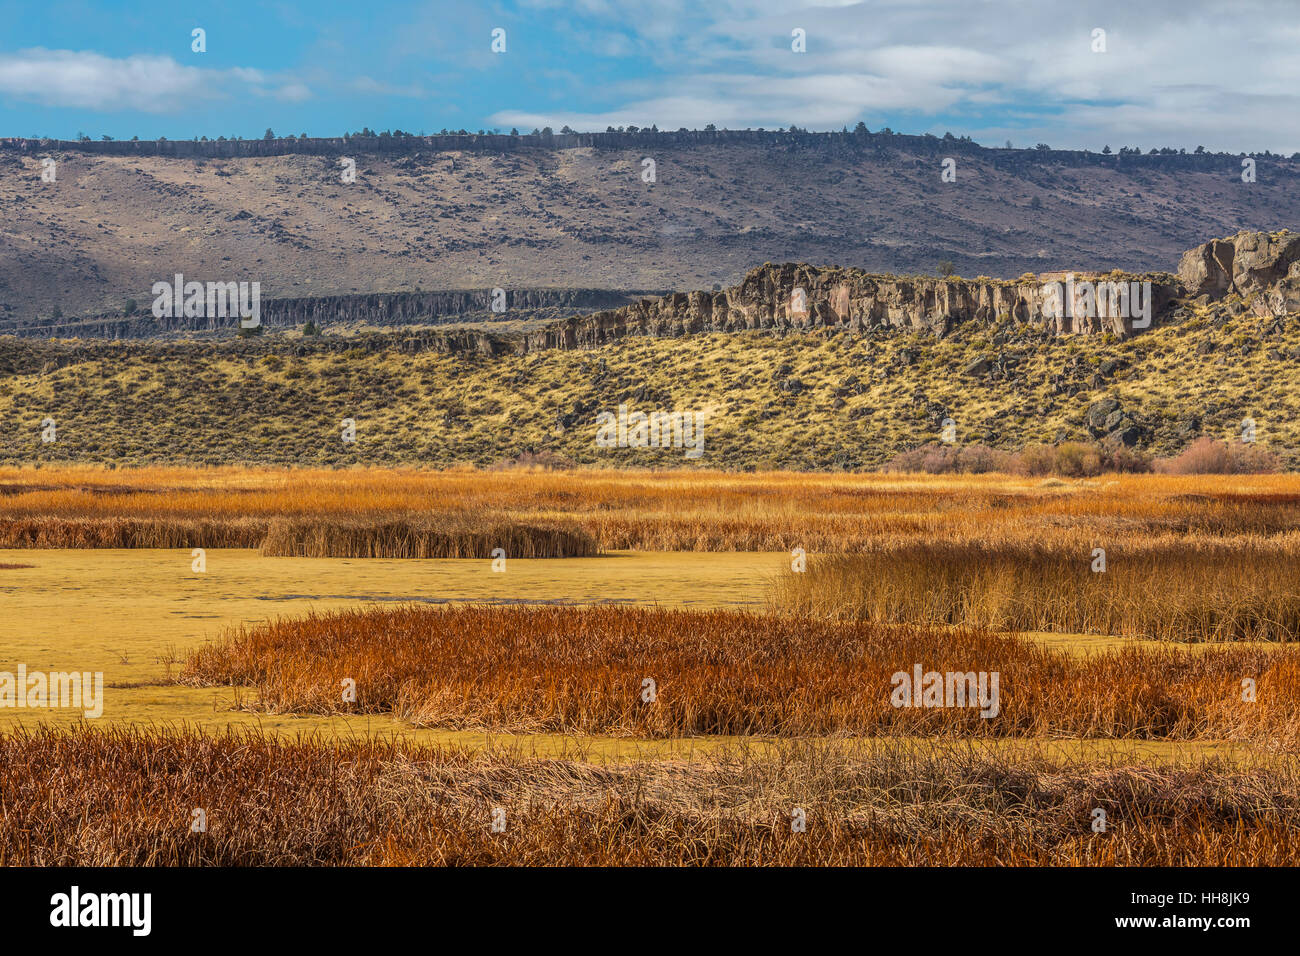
7;299;1300;472
5;465;1300;554
258;518;597;558
3;726;1298;866
9;465;1300;865
0;515;596;558
176;604;1300;744
0;516;268;549
771;539;1300;643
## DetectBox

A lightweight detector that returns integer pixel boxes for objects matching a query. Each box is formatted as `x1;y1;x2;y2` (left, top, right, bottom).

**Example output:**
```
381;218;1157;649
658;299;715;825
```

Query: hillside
2;287;1295;470
2;228;1296;470
3;130;1298;327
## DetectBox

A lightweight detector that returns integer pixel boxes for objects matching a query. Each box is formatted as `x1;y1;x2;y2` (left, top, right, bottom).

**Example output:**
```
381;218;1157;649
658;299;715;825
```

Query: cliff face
523;231;1297;352
13;263;1179;343
523;266;1181;351
16;288;653;338
5;135;1295;321
1178;230;1300;316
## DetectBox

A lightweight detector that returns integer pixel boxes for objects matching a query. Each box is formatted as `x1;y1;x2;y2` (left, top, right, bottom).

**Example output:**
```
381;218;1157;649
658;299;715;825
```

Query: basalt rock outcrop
1178;229;1300;316
16;288;654;338
524;231;1297;351
523;266;1179;351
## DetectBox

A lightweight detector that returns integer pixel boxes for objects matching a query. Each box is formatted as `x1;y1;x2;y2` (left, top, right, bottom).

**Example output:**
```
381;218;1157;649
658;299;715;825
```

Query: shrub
1013;443;1057;476
493;449;575;470
1051;442;1103;477
1099;440;1153;473
1155;437;1281;475
956;444;1013;473
888;441;1149;477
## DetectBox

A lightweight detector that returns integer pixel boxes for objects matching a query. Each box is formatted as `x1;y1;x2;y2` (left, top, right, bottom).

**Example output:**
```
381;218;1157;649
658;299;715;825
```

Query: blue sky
1;0;1297;153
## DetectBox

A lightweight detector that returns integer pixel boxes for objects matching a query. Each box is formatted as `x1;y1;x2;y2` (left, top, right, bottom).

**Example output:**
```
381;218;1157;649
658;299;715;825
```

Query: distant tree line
13;127;1299;163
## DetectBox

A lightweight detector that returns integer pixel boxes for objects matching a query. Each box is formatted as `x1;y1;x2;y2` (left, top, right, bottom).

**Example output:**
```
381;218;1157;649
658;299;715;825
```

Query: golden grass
176;604;1300;744
9;466;1300;866
771;540;1300;642
0;516;267;549
4;726;1299;866
5;465;1300;555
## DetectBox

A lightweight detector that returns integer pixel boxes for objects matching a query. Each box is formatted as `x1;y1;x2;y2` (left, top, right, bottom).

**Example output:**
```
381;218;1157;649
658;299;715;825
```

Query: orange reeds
5;465;1300;554
177;604;1300;743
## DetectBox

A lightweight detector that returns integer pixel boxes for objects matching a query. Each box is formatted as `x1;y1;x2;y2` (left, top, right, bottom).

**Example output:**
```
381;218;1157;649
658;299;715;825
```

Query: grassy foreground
6;466;1300;866
4;727;1298;866
0;548;782;736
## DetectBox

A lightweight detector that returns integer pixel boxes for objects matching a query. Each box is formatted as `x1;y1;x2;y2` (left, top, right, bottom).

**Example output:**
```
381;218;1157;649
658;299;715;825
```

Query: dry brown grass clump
771;541;1300;643
177;605;1300;743
3;726;1298;866
258;518;598;558
0;516;267;549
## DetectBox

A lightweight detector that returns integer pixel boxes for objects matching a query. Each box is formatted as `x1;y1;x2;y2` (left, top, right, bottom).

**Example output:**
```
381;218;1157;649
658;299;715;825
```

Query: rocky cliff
524;266;1180;351
15;288;655;338
1178;230;1300;316
524;230;1298;351
6;134;1295;320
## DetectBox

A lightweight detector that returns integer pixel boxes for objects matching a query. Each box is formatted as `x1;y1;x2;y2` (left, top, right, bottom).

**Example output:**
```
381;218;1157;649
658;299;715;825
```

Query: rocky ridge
524;230;1299;351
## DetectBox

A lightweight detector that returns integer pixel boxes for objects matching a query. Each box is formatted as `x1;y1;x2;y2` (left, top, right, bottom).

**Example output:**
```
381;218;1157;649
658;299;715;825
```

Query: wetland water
0;549;782;741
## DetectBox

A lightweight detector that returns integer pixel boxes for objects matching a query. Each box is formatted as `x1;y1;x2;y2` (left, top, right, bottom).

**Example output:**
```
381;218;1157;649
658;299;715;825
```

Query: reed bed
258;518;598;558
0;516;268;549
5;465;1300;555
771;540;1300;642
0;515;596;558
177;605;1300;743
2;726;1298;866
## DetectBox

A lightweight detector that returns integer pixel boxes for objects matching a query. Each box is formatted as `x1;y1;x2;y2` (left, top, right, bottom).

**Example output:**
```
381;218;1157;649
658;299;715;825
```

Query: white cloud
495;70;983;132
273;82;313;103
0;48;309;113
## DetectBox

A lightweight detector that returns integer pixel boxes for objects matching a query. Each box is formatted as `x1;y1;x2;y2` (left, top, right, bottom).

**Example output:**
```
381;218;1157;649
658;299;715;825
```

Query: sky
0;0;1297;153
